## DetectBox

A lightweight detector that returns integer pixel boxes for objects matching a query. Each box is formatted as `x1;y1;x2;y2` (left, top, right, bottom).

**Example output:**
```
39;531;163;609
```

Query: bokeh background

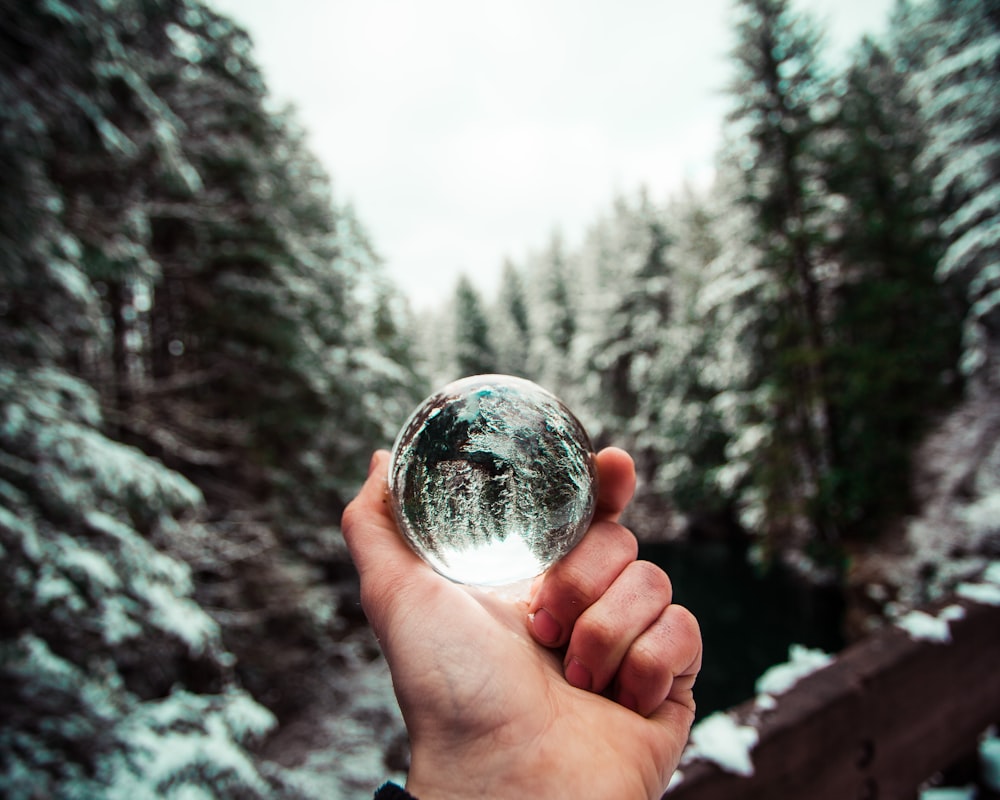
1;0;997;797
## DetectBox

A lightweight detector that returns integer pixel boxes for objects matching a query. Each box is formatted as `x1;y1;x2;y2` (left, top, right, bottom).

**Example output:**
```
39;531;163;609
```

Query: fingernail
529;608;561;645
565;657;592;692
618;689;638;713
368;452;379;477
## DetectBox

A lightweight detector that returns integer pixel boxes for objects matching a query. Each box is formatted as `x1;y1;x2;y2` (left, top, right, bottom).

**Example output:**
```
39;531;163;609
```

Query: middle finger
562;560;673;695
527;519;638;649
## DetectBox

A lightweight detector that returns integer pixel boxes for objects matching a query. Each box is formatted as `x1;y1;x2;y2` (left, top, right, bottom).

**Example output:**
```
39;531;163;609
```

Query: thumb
340;450;434;623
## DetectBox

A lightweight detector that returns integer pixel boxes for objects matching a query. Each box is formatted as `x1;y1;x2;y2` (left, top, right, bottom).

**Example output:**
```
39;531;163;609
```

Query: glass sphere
388;374;598;586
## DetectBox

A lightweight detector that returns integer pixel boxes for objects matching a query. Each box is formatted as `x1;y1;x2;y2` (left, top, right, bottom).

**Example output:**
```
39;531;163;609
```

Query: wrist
405;728;663;800
404;736;552;800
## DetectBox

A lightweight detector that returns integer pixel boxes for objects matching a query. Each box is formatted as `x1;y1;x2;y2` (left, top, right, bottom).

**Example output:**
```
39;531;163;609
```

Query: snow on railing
664;564;1000;800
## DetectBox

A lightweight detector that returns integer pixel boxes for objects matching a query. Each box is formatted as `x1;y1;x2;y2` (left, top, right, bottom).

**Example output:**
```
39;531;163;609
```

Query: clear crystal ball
388;374;598;586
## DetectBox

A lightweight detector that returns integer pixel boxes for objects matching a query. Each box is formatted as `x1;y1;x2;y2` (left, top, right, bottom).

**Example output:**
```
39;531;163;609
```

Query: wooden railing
665;589;1000;799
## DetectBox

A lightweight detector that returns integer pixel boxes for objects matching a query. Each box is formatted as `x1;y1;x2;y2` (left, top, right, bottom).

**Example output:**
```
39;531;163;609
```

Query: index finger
593;447;636;523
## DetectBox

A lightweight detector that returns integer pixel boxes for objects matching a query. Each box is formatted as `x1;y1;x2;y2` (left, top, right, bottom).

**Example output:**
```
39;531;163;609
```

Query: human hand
341;447;701;800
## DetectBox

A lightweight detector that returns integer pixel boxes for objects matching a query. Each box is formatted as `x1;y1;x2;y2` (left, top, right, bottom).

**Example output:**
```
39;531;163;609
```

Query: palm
379;577;675;798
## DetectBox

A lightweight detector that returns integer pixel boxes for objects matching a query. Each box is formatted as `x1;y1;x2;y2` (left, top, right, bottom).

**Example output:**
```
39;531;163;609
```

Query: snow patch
982;728;1000;791
276;645;408;798
684;712;758;777
145;583;219;656
957;581;1000;606
101;690;275;800
896;609;953;643
919;788;975;800
754;693;778;711
956;564;1000;605
755;645;833;697
220;688;277;742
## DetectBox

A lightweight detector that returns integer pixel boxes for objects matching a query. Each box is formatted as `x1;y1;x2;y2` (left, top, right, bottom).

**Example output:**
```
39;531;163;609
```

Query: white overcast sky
208;0;897;311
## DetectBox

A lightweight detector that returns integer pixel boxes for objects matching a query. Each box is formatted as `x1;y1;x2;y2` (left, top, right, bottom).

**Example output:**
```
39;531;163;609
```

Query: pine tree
544;233;577;360
453;274;497;376
0;367;284;798
360;273;430;442
0;2;289;794
529;232;580;396
491;260;533;377
821;38;965;537
898;0;1000;390
587;192;673;452
726;0;841;550
128;2;424;715
688;162;776;531
640;189;736;530
1;0;427;793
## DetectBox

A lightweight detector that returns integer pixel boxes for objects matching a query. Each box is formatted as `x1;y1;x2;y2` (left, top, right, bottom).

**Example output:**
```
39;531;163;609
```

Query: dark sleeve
374;781;419;800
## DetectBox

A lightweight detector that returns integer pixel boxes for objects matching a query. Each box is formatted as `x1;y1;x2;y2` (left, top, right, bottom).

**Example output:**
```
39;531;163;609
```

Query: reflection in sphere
389;374;598;586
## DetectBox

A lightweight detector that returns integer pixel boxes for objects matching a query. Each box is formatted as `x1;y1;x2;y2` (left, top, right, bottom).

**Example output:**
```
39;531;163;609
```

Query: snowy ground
848;393;1000;631
261;631;408;800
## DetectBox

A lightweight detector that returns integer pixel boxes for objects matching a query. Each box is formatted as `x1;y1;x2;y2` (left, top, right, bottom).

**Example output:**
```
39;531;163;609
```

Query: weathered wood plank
665;594;1000;800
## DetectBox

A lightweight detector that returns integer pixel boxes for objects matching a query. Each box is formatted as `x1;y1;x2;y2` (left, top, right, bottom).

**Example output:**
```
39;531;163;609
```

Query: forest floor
846;390;1000;634
259;623;409;799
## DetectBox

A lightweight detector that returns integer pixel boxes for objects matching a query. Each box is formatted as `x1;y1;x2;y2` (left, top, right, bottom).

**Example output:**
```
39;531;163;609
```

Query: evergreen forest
2;0;998;796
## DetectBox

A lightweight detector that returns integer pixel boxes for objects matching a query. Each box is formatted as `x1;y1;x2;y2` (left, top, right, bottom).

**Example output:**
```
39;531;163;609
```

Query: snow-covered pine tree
527;232;581;400
365;272;431;431
724;0;842;552
453;274;498;376
584;191;674;473
899;0;1000;390
688;161;777;539
820;37;965;538
118;0;424;719
0;2;290;795
852;0;1000;610
137;7;379;521
544;234;577;363
491;260;533;378
2;0;425;793
636;187;737;534
0;368;286;799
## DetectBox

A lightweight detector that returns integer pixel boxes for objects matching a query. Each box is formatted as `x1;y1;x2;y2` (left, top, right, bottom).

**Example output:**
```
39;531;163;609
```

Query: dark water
638;540;845;719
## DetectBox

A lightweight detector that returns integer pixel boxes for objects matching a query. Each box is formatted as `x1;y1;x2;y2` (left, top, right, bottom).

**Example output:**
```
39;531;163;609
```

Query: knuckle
340;501;359;532
624;638;664;683
600;521;639;560
628;560;672;600
341;493;372;536
559;560;604;603
535;521;640;620
545;558;603;613
576;610;620;652
670;603;702;640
